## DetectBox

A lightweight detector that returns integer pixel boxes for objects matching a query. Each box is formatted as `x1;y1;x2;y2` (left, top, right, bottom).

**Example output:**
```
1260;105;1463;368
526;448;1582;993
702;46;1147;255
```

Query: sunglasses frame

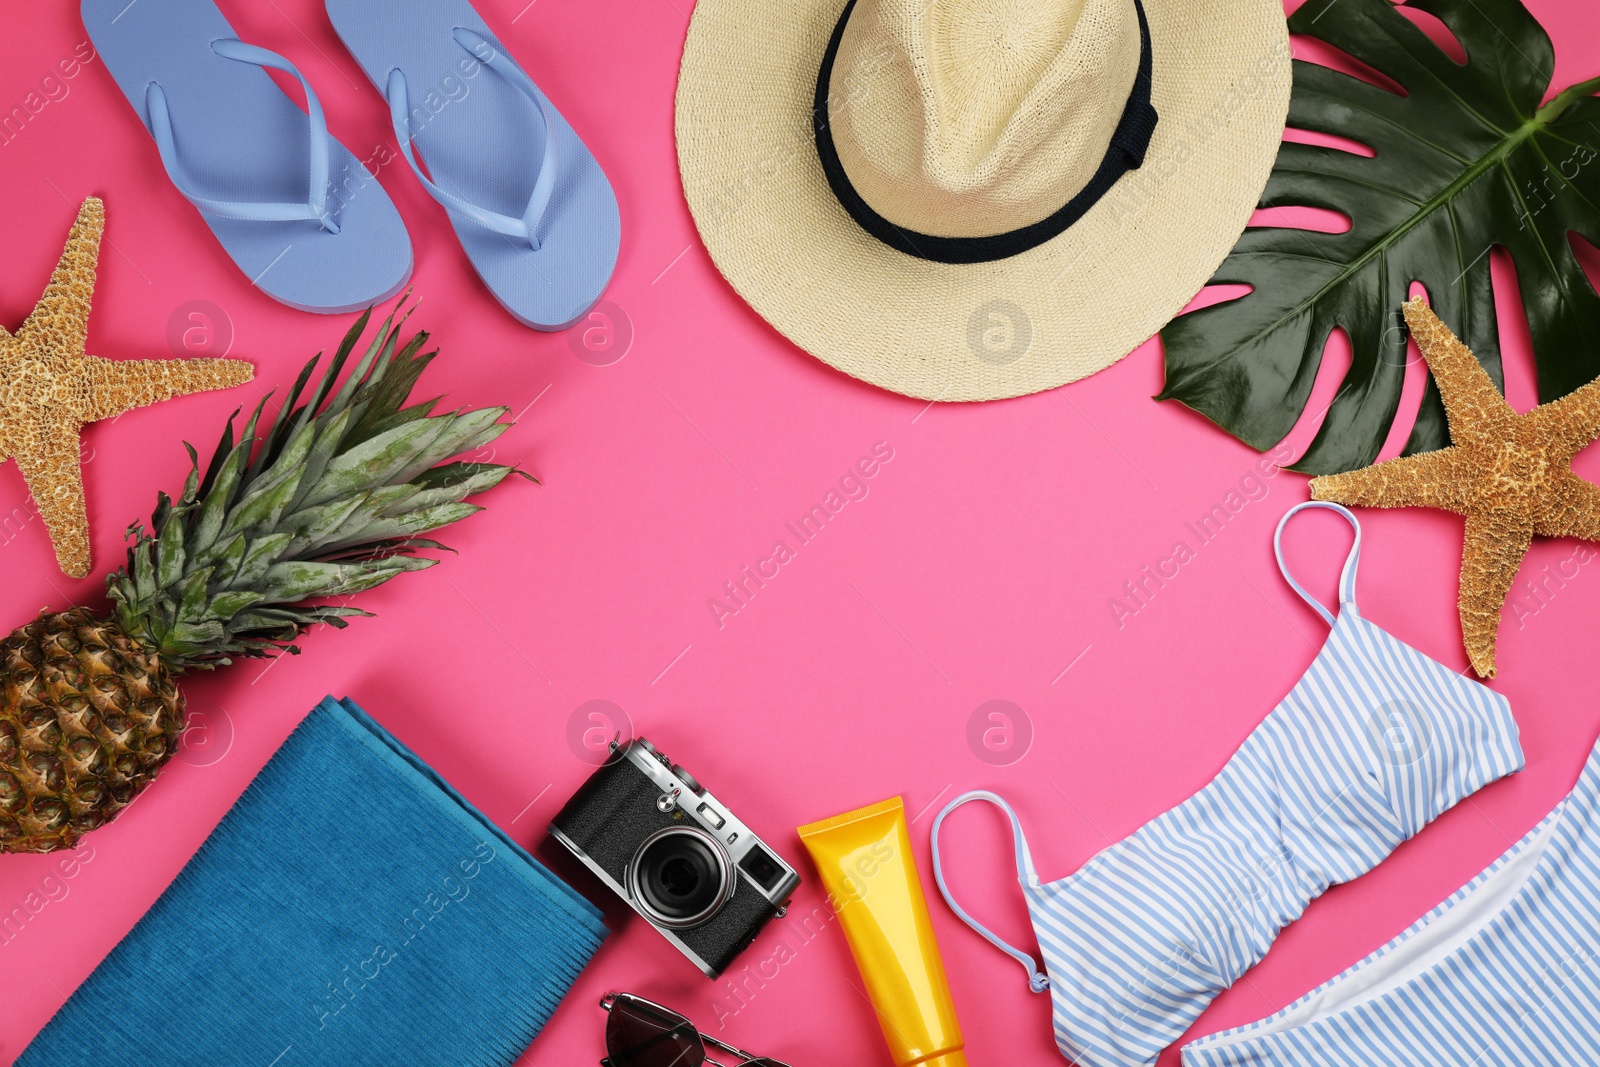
599;992;789;1067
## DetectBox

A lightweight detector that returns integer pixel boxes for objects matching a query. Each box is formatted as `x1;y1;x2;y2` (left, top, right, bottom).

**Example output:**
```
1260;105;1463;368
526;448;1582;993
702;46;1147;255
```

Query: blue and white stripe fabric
931;502;1525;1067
1184;734;1600;1066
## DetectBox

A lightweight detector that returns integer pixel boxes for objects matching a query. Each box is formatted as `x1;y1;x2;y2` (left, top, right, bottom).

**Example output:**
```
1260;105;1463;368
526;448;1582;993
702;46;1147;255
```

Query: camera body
549;737;801;978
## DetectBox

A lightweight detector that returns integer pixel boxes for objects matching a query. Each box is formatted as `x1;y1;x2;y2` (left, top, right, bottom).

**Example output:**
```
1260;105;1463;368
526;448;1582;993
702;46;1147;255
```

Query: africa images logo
966;301;1032;366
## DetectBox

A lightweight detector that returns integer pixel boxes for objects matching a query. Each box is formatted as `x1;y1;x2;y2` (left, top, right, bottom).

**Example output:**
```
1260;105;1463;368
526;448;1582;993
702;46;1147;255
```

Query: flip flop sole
328;0;621;331
83;0;413;314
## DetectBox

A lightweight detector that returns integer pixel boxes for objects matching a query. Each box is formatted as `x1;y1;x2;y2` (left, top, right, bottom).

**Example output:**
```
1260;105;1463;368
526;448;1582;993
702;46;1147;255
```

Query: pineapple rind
0;609;182;853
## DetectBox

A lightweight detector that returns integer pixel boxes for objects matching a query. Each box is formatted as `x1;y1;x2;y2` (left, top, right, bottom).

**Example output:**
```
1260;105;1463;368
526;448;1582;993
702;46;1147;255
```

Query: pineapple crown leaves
106;298;533;672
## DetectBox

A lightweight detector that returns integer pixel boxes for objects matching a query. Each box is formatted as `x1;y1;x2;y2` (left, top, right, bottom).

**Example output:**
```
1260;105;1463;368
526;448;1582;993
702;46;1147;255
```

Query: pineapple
0;302;528;853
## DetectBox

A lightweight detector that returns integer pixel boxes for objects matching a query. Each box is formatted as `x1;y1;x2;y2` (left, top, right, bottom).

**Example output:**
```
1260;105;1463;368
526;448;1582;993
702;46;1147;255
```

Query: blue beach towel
19;696;606;1067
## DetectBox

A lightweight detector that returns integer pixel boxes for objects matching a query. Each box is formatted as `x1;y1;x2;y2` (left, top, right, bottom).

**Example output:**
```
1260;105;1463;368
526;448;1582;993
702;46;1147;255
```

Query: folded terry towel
20;696;607;1067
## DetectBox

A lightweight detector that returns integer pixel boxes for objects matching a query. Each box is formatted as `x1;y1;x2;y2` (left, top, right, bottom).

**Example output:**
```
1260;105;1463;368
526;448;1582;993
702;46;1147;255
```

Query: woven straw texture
831;0;1142;238
676;0;1292;401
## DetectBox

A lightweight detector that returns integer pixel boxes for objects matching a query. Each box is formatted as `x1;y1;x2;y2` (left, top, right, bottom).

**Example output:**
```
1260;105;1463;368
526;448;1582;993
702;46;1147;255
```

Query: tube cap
913;1053;968;1067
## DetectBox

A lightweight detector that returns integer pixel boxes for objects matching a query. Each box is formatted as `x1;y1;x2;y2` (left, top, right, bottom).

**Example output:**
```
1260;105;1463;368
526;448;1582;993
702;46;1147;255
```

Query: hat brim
675;0;1292;401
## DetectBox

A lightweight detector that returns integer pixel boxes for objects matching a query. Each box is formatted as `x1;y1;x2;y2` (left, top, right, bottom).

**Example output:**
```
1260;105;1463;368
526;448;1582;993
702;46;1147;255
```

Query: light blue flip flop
83;0;412;314
327;0;621;331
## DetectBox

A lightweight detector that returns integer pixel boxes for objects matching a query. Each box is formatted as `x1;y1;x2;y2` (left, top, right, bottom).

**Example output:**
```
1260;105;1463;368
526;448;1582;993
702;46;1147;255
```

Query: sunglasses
599;992;794;1067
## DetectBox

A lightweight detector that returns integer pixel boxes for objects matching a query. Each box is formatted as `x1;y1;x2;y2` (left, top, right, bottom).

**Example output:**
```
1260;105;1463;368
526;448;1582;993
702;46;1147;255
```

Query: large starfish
1310;297;1600;678
0;198;252;578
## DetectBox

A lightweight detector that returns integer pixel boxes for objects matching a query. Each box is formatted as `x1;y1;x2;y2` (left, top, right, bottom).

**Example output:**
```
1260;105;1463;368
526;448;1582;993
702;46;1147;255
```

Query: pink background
3;0;1599;1064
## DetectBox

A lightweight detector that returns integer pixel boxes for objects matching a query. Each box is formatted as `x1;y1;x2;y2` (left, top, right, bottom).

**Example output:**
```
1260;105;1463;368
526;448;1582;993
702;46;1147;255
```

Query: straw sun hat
676;0;1292;401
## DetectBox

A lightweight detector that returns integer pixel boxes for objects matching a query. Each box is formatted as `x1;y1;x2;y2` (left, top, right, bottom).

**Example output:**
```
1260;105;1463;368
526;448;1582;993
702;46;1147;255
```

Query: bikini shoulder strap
930;790;1050;994
1273;501;1362;627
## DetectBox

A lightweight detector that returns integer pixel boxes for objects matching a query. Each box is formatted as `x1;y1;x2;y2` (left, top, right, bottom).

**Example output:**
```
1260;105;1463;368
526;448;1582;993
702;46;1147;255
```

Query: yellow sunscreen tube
798;796;967;1067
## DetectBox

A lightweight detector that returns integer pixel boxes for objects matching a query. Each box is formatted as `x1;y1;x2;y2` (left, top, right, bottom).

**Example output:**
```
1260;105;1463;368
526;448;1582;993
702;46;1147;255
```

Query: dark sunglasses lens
740;1060;793;1067
605;997;706;1067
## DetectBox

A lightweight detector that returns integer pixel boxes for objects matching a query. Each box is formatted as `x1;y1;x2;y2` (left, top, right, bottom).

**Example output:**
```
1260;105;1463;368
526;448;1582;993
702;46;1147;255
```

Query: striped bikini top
930;501;1524;1067
1182;732;1600;1065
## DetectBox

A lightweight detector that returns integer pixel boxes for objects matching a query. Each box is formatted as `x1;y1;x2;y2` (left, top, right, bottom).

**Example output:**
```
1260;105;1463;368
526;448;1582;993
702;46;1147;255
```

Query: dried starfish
1311;297;1600;678
0;198;252;578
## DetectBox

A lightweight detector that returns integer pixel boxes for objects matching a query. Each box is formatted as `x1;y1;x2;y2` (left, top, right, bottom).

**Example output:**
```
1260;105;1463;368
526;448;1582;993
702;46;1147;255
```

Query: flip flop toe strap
145;39;342;234
385;27;558;251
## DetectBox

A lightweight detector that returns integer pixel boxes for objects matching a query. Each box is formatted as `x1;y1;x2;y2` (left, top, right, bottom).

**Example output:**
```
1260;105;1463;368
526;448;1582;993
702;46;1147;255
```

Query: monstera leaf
1158;0;1600;474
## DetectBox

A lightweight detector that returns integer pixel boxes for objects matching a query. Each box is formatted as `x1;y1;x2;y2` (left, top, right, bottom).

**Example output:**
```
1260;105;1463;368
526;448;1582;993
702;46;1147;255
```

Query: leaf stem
1537;75;1600;125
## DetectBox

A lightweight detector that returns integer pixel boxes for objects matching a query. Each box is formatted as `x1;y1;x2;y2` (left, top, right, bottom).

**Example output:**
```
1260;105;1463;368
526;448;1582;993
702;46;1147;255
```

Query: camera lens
628;827;734;930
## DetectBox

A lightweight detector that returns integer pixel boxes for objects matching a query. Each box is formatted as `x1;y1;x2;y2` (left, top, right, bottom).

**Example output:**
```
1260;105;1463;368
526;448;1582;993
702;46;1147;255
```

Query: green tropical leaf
228;532;294;590
206;531;248;585
405;463;524;509
249;348;321;480
154;511;185;588
1158;0;1600;474
258;557;437;602
347;333;435;444
298;416;457;508
206;590;266;622
107;297;529;671
281;496;367;558
323;503;484;551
